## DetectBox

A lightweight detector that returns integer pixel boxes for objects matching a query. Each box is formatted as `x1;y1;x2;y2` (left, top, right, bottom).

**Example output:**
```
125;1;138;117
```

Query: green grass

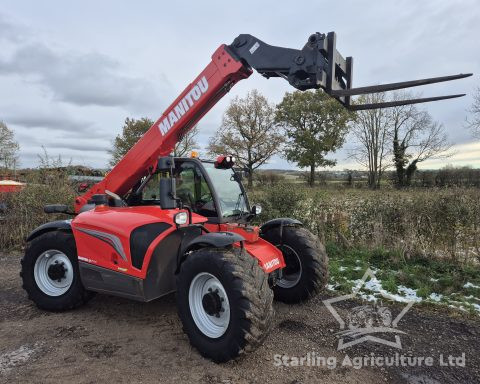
326;242;480;314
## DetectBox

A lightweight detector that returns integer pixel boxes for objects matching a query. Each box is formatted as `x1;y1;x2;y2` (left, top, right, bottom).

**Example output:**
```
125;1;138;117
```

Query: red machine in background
0;179;25;193
20;32;471;362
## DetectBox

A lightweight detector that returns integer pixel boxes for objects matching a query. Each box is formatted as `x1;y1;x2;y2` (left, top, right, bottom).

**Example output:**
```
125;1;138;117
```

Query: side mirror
157;156;175;171
159;178;177;209
44;204;69;214
251;205;262;215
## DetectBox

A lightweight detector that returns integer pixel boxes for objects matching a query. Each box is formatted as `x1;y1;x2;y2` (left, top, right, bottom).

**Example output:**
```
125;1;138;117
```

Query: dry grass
0;167;76;250
251;185;480;264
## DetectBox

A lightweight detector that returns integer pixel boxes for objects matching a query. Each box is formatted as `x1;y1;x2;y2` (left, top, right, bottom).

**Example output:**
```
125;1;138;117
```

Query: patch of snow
396;286;422;303
430;278;439;282
358;293;378;302
351;274;421;303
353;266;362;271
326;284;337;291
363;276;383;292
338;266;347;272
429;293;443;302
448;304;468;312
463;282;480;289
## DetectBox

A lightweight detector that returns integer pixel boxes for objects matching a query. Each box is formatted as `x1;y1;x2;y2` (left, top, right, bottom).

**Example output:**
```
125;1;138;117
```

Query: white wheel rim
277;244;302;289
34;250;73;296
188;272;230;338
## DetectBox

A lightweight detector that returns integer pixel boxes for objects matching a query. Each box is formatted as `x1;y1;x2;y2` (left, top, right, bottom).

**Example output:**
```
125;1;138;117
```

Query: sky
0;0;479;171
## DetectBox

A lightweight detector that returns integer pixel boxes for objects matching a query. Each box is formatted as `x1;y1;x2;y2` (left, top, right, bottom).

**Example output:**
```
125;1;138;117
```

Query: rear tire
261;226;328;304
176;247;274;362
21;230;95;311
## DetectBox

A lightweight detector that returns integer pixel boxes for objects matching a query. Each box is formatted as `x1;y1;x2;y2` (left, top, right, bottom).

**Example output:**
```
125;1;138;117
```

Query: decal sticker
158;76;209;136
78;255;97;264
249;41;260;54
264;258;280;270
76;227;127;261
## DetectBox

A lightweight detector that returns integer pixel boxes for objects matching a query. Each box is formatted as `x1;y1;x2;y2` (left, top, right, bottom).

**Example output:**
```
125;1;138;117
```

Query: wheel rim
33;250;73;296
188;272;230;338
276;244;302;289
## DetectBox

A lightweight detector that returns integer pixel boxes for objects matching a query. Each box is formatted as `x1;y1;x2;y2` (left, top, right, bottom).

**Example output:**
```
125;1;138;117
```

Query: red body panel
72;207;284;279
205;223;285;273
72;206;206;279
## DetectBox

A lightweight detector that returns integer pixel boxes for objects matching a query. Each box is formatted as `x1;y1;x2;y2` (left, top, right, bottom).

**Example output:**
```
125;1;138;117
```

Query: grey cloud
0;14;28;43
0;42;168;109
6;113;92;132
45;141;110;152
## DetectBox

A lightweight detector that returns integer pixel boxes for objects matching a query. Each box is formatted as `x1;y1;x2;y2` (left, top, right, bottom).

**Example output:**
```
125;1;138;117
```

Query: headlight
251;205;262;215
174;211;188;225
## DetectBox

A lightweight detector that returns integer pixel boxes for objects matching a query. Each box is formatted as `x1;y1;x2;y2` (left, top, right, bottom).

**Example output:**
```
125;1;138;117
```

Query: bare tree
174;125;199;157
208;90;283;186
390;92;452;187
0;121;20;172
467;87;480;138
349;93;391;189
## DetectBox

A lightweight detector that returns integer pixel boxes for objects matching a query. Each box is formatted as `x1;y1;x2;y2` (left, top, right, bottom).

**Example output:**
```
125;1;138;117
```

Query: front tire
176;247;273;362
21;230;94;311
261;226;328;304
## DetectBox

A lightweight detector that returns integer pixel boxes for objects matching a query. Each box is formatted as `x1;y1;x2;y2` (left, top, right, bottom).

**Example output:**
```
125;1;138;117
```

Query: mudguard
182;231;245;253
180;230;285;274
26;220;72;242
260;218;302;234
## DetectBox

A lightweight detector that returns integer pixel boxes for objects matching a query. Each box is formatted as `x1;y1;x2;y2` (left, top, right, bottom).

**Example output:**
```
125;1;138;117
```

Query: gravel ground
1;252;479;384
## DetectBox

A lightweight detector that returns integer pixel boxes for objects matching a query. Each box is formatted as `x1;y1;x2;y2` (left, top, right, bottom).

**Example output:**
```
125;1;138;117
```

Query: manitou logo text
158;76;209;135
264;258;280;271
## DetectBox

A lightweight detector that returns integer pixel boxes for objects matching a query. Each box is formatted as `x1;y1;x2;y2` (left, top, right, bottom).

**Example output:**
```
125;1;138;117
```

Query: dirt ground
1;252;479;384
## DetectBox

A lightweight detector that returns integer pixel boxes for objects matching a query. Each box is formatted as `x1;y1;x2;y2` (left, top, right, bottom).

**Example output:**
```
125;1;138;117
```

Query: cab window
175;162;217;217
141;173;160;201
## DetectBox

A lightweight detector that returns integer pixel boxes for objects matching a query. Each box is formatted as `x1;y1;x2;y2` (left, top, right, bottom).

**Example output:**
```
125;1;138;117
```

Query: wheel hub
47;261;67;281
188;272;231;338
276;244;302;289
202;289;224;317
33;250;74;297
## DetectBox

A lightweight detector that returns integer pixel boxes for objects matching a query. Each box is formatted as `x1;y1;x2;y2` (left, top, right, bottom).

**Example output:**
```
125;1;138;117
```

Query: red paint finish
0;180;25;193
72;206;207;279
205;223;285;272
73;206;284;279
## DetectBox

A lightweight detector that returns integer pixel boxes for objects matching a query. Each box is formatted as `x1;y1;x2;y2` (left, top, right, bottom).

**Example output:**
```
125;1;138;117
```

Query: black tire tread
263;226;328;303
176;247;274;362
21;230;94;311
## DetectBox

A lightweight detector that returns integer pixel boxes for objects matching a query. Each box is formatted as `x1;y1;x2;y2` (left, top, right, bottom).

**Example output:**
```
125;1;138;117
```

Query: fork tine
332;73;472;97
348;94;466;111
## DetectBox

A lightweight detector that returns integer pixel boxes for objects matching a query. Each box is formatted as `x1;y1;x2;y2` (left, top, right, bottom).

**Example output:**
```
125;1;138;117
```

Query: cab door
174;160;220;220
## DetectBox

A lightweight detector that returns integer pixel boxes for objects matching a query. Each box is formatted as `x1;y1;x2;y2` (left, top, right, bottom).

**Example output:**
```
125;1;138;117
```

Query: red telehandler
20;32;471;362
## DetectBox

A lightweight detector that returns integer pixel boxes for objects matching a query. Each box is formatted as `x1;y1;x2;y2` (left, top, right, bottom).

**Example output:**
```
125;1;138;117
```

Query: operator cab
131;157;251;223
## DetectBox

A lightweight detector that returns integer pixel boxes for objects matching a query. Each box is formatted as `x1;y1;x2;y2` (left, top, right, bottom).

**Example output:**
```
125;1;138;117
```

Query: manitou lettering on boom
158;76;209;135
